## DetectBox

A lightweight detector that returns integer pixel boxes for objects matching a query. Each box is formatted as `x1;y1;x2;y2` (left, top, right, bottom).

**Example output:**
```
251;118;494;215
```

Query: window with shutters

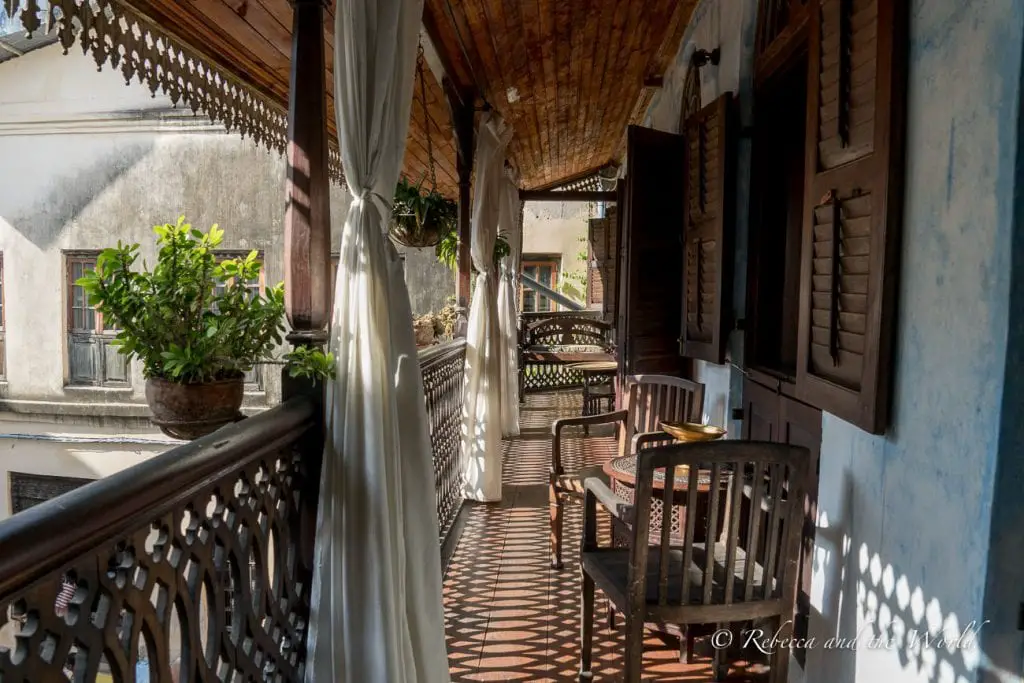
213;251;266;391
795;0;907;433
0;253;6;379
746;51;809;378
680;92;735;364
66;252;130;387
586;209;618;319
520;258;560;313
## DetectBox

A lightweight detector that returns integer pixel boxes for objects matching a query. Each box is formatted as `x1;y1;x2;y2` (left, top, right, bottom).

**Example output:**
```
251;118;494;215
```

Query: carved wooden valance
4;0;345;185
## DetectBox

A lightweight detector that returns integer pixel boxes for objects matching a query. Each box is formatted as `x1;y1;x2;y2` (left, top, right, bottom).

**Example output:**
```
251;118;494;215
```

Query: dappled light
444;391;771;681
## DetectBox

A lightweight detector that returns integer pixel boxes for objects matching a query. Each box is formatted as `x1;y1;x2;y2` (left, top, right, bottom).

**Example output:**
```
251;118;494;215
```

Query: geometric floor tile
445;391;772;682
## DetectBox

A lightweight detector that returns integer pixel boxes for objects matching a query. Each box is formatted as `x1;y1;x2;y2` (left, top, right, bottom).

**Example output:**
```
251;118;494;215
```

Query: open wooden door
616;126;687;392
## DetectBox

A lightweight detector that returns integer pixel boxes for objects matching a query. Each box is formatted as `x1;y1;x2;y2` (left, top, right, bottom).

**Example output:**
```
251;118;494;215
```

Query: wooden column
284;0;331;344
447;80;475;316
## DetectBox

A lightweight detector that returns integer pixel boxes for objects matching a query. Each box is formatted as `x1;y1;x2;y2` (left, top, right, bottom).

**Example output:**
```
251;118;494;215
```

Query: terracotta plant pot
145;376;245;440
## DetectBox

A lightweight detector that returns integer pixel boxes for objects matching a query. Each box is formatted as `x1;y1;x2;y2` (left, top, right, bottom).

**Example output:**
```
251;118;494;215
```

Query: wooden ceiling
424;0;696;189
123;0;695;195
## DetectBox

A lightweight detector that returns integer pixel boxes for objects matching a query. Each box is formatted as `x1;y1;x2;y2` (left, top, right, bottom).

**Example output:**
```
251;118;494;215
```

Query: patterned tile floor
443;391;771;682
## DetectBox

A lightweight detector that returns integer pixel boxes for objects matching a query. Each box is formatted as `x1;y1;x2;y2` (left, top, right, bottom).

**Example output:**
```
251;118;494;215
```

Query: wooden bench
518;314;615;395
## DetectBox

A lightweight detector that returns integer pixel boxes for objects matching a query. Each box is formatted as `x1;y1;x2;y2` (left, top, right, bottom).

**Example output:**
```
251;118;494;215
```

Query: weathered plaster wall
522;200;591;305
645;1;1024;682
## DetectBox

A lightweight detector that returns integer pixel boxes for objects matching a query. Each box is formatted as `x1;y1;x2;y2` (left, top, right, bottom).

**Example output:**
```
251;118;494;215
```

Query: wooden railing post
284;0;331;346
446;79;474;335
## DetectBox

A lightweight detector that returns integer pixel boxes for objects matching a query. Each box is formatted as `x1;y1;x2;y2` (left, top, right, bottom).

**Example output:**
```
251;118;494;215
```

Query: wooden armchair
578;440;810;683
549;374;704;569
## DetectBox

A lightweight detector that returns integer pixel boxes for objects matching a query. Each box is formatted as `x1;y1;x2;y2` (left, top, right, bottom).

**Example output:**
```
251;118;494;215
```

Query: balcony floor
443;391;771;682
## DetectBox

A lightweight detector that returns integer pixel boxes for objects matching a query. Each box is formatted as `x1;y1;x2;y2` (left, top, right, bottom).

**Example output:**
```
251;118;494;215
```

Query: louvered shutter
796;0;907;433
587;216;607;308
681;92;735;364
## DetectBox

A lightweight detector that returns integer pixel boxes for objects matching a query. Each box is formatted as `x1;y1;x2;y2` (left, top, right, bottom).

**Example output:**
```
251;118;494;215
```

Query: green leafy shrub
436;230;512;272
76;216;334;384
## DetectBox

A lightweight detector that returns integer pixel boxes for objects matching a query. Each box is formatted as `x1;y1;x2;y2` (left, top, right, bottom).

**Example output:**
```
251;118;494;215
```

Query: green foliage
283;345;336;384
436;231;512;272
393;175;458;238
76;216;333;384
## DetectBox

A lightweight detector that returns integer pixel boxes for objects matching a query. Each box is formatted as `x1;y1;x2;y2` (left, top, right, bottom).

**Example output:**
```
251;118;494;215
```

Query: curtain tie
352;188;393;217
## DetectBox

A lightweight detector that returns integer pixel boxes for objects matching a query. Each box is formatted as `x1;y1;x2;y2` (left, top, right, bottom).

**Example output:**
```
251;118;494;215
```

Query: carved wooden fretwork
5;0;345;185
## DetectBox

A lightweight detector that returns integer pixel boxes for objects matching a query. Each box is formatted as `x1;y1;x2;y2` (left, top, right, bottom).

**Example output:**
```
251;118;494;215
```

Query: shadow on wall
806;470;1018;683
4;141;154;248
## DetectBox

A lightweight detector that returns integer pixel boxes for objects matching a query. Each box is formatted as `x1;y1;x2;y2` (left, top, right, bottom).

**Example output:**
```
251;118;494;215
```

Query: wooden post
446;79;474;328
284;0;331;345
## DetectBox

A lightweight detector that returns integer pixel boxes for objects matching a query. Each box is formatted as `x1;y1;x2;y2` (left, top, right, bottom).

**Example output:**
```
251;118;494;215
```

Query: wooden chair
549;374;704;570
578;440;810;683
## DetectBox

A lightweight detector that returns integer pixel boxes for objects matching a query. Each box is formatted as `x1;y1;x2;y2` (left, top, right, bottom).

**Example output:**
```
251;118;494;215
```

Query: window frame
64;251;130;388
520;256;561;313
212;250;267;392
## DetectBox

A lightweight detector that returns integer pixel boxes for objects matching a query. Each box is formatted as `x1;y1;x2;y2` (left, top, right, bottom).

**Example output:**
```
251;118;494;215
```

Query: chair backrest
524;315;614;348
622;374;705;450
627;440;810;613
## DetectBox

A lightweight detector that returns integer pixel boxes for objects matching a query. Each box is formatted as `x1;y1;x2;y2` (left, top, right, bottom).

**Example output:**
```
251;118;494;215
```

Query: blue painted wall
644;1;1024;681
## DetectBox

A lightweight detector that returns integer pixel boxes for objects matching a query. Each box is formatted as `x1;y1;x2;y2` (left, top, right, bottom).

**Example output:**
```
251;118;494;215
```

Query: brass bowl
660;421;727;443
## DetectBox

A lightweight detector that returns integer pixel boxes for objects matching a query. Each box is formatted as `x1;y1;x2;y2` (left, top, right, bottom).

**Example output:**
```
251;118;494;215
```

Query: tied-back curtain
496;170;522;437
305;0;450;681
461;113;512;502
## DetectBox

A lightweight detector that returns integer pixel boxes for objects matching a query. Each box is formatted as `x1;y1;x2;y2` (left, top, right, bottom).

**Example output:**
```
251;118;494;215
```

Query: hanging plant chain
417;42;439;192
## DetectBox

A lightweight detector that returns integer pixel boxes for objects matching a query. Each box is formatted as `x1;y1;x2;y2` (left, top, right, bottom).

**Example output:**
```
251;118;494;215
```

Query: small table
572;360;618;417
602;454;731;544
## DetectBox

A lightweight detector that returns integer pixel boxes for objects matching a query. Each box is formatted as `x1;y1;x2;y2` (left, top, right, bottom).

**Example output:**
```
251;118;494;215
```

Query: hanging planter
389;175;457;248
389;42;456;249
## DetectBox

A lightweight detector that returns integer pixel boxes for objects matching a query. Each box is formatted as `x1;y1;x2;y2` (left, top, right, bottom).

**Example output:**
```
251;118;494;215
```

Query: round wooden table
602;455;731;544
571;360;618;416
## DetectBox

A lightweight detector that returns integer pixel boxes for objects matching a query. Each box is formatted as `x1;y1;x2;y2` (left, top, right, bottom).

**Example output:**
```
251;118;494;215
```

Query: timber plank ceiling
123;0;694;194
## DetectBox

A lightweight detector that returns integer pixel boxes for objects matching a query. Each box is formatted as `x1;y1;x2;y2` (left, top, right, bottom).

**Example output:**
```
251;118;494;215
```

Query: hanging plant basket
389;213;446;248
389;175;457;249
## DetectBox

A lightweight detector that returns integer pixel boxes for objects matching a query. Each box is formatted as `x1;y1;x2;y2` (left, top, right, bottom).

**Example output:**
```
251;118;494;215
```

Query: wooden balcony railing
418;339;467;548
0;343;469;681
0;396;322;682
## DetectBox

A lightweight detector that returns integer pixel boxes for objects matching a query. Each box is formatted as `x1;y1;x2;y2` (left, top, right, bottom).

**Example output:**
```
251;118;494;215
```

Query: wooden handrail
0;396;317;601
418;337;467;370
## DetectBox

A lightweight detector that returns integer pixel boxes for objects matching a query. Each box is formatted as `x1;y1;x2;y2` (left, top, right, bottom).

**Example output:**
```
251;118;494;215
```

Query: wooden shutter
587;216;607;307
796;0;907;433
616;126;687;382
681;92;735;364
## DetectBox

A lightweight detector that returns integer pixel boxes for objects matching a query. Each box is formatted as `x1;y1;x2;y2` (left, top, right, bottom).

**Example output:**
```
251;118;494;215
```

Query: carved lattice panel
521;362;585;393
419;341;467;543
0;446;315;682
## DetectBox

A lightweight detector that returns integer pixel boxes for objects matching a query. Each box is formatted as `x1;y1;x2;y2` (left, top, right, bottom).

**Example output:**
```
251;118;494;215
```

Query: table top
571;360;619;372
603;455;732;492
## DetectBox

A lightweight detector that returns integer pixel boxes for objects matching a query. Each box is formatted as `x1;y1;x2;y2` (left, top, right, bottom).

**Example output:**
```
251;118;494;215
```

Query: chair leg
769;616;790;683
579;569;595;681
606;602;617;631
549;485;564;570
712;622;729;681
623;614;644;683
679;629;695;664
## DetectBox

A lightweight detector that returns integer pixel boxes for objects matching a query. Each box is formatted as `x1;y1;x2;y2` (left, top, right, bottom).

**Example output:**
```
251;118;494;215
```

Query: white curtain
305;0;450;680
496;170;522;437
461;113;511;502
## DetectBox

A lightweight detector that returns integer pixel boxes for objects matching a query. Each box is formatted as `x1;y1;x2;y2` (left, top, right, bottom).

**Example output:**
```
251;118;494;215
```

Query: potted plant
389;175;458;248
436;230;511;272
76;216;334;440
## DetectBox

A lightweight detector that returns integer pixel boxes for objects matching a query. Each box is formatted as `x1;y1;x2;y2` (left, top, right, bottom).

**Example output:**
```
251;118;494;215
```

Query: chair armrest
583;477;633;523
631;430;676;453
551;409;629;476
551;409;629;437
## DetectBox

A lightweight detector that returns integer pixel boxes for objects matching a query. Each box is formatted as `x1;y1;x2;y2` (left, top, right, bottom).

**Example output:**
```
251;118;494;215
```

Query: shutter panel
604;204;619;323
101;337;130;384
587;216;607;307
68;334;98;385
616;126;687;380
796;0;906;433
681;92;735;364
